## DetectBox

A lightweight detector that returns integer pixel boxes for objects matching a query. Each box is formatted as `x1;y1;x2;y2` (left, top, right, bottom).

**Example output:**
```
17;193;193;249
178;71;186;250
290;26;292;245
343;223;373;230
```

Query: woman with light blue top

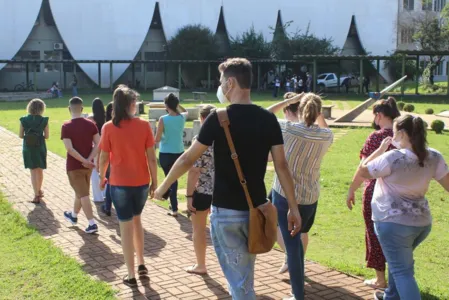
155;93;188;217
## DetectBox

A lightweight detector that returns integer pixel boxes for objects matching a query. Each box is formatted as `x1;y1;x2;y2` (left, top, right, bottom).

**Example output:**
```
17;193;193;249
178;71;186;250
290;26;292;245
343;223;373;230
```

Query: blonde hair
27;98;46;116
199;104;216;119
299;93;322;126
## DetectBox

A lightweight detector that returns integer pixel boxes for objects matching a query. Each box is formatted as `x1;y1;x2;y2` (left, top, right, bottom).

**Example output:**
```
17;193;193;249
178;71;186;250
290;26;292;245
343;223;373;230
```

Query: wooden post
33;63;37;91
98;62;101;88
110;62;113;91
25;62;29;87
376;59;380;92
337;60;341;93
143;62;147;91
447;61;449;96
257;63;261;90
178;63;182;90
313;59;317;93
64;65;67;89
359;58;363;94
415;55;420;95
164;62;167;86
401;55;406;96
207;63;211;90
131;62;135;87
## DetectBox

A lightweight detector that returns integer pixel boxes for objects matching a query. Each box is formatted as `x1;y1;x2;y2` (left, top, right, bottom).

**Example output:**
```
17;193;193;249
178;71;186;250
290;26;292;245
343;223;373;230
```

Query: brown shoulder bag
217;108;278;254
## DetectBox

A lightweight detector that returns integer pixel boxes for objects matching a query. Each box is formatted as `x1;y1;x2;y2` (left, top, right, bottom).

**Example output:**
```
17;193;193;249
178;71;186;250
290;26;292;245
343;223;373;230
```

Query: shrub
403;104;415;112
423;120;428;129
397;101;405;111
431;120;445;134
425;108;434;115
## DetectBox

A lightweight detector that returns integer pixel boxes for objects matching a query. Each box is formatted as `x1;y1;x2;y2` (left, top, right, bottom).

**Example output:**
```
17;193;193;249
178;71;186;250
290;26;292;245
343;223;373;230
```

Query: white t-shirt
367;148;448;226
275;80;280;87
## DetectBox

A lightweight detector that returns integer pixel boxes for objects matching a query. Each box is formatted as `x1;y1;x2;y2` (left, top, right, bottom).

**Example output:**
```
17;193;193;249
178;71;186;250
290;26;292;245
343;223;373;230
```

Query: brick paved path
0;127;374;300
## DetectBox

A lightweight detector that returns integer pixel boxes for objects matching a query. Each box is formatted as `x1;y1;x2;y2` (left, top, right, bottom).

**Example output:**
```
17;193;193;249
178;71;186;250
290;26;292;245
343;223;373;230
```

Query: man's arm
271;145;296;209
62;138;91;165
87;133;101;161
155;140;208;198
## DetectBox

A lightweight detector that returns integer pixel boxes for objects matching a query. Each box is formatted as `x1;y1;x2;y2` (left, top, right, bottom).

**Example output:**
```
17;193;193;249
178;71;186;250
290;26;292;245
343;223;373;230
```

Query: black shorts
193;191;212;211
299;202;318;233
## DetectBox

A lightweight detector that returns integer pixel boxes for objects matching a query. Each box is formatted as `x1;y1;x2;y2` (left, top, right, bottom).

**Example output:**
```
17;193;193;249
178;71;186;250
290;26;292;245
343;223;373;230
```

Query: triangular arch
215;6;230;56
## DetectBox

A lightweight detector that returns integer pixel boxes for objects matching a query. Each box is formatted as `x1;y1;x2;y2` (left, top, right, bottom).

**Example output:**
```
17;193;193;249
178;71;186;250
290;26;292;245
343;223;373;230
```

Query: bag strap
216;108;254;209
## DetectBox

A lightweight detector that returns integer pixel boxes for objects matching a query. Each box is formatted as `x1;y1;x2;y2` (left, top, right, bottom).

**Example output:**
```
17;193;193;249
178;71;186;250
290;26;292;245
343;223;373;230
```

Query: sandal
364;278;387;290
123;275;137;287
30;196;41;204
185;265;207;276
38;190;44;198
138;265;148;276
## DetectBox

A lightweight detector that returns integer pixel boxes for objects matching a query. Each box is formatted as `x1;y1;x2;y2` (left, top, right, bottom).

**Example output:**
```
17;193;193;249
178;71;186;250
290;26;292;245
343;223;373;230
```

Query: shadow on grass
26;201;61;237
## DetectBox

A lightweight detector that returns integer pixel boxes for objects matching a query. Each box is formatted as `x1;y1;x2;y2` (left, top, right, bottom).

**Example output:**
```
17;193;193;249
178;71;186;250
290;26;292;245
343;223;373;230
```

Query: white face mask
216;86;229;104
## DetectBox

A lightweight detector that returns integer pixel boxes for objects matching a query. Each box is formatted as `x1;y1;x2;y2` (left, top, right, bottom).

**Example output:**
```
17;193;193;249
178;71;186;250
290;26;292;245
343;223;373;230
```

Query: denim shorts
110;184;149;222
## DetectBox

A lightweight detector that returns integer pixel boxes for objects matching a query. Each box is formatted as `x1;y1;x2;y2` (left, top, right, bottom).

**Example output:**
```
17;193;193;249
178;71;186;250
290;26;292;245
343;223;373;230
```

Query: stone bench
148;107;200;121
322;105;335;119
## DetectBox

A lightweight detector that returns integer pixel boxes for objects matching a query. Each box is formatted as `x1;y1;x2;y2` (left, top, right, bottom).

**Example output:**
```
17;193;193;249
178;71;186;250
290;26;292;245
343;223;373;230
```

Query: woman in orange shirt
99;85;158;287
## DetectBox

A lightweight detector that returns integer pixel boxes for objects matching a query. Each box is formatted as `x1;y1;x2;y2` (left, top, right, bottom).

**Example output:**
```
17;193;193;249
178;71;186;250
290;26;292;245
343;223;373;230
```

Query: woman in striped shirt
267;92;333;300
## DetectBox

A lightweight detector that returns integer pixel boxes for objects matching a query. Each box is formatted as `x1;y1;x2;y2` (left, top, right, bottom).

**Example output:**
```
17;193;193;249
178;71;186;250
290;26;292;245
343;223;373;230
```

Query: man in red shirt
61;97;100;234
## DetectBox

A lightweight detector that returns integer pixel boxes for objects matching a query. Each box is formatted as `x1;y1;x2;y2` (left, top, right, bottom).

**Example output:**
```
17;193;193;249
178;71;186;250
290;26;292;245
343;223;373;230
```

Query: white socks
88;219;96;226
71;212;78;218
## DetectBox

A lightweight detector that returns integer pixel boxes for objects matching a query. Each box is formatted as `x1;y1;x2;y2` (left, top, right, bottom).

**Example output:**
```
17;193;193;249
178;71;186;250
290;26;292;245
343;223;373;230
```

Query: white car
316;73;349;89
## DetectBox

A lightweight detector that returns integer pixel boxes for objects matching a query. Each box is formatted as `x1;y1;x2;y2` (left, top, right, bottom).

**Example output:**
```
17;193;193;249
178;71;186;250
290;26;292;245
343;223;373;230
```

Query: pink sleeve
434;154;449;180
367;152;392;179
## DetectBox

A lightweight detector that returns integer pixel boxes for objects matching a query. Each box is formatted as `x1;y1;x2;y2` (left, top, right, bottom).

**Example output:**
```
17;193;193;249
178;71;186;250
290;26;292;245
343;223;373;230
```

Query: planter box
153;86;179;102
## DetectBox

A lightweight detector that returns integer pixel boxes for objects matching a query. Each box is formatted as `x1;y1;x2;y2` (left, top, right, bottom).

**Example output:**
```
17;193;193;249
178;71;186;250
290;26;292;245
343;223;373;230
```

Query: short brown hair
218;58;252;89
27;98;46;115
299;93;322;127
199;104;216;119
373;96;400;120
69;97;83;106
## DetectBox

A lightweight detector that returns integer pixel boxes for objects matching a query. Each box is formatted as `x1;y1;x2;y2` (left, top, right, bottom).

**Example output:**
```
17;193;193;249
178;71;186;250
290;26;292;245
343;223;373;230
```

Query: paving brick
0;126;370;300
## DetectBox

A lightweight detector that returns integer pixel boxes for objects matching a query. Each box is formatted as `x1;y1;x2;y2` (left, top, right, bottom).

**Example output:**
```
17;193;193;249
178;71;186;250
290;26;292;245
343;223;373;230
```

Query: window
145;52;164;72
327;74;335;80
3;51;40;72
44;51;61;72
317;74;327;80
434;0;446;11
404;0;415;10
401;27;415;44
422;0;433;10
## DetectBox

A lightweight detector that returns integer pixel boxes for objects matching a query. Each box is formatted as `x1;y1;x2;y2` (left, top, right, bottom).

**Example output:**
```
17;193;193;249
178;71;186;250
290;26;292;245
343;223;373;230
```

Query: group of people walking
19;57;448;300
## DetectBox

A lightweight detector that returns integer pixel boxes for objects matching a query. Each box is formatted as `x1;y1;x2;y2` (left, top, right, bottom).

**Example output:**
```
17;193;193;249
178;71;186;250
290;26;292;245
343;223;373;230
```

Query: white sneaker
278;261;289;274
282;297;295;300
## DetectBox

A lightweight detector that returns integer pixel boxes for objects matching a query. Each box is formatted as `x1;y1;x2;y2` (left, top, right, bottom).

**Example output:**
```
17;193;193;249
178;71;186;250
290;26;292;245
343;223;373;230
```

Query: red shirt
100;118;155;187
61;118;98;171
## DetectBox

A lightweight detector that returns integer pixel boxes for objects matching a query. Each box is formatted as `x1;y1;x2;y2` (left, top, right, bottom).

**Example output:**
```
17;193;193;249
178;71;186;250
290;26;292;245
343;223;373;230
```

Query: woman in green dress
19;99;49;204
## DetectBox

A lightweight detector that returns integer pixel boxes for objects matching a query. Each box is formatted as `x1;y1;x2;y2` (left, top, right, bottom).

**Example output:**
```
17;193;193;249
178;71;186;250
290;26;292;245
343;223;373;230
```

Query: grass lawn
0;195;115;299
1;91;449;298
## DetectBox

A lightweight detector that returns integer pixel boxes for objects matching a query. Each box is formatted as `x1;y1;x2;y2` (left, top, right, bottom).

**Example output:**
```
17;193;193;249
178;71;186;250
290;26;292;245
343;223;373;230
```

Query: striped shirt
273;119;333;205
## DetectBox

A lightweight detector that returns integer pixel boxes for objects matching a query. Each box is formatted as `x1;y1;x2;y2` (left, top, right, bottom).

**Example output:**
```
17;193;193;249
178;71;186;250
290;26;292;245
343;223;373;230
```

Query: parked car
316;73;349;90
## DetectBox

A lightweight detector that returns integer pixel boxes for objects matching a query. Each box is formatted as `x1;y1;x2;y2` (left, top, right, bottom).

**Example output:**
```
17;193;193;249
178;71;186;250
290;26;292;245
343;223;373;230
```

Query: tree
271;22;340;60
168;25;219;87
168;25;219;60
403;1;449;84
230;26;271;59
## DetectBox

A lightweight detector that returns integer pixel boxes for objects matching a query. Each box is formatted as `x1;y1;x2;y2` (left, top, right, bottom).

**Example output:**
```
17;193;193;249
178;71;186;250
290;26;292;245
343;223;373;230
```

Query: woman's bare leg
119;220;135;279
187;210;209;274
132;216;145;266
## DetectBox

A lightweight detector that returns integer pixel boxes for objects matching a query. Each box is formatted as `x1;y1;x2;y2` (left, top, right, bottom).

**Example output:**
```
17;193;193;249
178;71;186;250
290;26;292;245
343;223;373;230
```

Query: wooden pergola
1;50;448;95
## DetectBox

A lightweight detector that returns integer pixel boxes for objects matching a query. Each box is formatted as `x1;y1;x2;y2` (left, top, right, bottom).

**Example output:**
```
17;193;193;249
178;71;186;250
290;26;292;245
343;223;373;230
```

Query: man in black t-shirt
155;58;301;299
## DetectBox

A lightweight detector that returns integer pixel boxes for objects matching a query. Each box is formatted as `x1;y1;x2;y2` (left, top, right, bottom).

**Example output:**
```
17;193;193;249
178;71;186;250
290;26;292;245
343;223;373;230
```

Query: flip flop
185;265;207;276
364;279;386;290
30;196;41;204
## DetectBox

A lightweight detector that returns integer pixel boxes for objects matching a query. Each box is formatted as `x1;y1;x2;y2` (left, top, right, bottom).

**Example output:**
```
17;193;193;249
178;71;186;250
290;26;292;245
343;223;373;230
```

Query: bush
431;120;445;134
423;120;428;129
425;108;434;115
397;101;405;111
403;104;415;112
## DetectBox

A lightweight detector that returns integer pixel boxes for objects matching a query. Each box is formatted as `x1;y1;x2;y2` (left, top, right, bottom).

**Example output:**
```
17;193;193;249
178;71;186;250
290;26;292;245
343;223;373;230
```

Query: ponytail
299;93;322;127
373;96;401;120
411;117;428;167
395;115;428;167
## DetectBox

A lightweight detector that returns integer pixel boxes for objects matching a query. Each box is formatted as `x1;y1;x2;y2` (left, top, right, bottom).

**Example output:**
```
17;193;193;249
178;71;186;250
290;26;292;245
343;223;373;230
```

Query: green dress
20;115;48;169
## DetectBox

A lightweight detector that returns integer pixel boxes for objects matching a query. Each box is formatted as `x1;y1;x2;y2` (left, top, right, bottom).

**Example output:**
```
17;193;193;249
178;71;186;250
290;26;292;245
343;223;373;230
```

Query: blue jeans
159;153;182;212
104;184;112;211
72;86;78;96
210;206;256;300
375;222;432;300
110;185;149;222
272;191;304;300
